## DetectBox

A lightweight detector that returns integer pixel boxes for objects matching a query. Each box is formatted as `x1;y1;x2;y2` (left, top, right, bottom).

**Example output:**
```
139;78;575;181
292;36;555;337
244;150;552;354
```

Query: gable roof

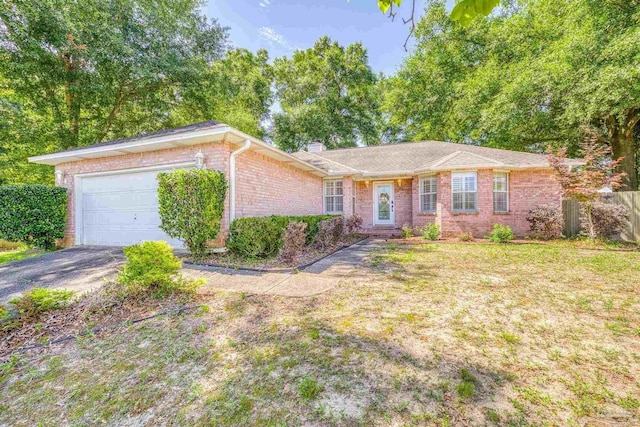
28;122;329;176
293;140;580;176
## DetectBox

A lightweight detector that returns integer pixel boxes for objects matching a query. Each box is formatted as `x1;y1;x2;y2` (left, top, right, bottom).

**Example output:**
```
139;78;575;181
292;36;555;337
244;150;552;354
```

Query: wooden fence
563;191;640;242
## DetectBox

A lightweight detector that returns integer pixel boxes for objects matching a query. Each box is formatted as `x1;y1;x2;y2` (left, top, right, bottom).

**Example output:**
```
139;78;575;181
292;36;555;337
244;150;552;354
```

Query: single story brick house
29;121;576;247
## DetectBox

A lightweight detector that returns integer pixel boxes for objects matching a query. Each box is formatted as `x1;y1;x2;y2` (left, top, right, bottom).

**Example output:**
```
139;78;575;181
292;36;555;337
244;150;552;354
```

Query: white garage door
79;168;186;247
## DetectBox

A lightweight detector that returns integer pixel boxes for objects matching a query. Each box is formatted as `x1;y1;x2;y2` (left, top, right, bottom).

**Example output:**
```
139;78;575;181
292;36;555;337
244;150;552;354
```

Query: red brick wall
235;149;323;217
54;142;324;247
411;169;562;237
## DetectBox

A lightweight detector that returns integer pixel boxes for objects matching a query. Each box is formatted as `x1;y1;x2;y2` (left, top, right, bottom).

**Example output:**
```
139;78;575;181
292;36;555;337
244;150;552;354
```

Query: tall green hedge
0;185;68;250
227;215;337;258
157;169;227;259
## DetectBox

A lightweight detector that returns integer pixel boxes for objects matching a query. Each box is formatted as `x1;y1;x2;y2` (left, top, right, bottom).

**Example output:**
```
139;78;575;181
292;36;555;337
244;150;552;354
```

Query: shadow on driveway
0;247;125;303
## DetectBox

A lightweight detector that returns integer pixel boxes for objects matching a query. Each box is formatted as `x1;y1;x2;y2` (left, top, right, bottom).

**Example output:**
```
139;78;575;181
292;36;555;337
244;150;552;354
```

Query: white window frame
323;179;343;214
493;171;509;213
452;171;478;213
420;174;437;213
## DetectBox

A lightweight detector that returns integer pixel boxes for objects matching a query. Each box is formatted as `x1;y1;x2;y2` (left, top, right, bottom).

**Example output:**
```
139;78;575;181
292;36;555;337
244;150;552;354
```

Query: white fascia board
28;126;232;165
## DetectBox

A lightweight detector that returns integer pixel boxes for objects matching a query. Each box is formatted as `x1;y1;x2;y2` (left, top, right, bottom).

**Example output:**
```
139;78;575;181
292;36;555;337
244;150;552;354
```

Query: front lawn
0;248;42;265
1;241;638;425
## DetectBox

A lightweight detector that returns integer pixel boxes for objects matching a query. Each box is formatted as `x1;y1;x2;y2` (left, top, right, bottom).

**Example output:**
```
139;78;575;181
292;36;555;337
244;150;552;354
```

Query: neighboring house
29;121;573;247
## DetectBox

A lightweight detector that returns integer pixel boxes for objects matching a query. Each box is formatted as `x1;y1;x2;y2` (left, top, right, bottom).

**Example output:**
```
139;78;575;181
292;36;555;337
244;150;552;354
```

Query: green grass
1;240;638;426
0;248;41;265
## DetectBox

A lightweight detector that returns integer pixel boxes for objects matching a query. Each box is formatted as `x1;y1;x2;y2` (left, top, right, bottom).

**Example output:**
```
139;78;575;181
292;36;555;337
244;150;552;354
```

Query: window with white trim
452;172;477;213
420;175;437;213
493;172;509;212
324;179;343;213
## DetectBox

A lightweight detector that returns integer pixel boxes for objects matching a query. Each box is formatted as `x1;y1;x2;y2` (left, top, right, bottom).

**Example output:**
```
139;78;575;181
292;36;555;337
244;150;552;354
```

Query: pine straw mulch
0;282;193;358
186;234;366;271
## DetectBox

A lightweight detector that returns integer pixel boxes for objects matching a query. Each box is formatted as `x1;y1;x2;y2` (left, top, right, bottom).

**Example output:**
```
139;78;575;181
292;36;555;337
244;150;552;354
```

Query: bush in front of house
157;169;227;259
527;204;564;240
314;216;344;250
421;223;441;241
227;214;337;258
344;214;363;234
0;185;67;250
580;201;629;239
282;222;307;262
8;288;74;319
117;241;201;296
488;224;515;243
401;225;413;238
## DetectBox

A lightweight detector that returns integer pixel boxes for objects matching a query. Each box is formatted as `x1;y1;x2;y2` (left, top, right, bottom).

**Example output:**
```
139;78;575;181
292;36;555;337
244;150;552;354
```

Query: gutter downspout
229;139;252;224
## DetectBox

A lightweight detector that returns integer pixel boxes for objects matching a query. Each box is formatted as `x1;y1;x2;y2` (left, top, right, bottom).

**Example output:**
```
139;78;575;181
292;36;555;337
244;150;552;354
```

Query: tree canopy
271;36;380;152
382;0;640;189
1;0;638;190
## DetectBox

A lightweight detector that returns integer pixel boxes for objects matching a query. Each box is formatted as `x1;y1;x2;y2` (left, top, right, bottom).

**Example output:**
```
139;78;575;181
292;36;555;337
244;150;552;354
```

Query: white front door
373;182;395;226
78;168;187;247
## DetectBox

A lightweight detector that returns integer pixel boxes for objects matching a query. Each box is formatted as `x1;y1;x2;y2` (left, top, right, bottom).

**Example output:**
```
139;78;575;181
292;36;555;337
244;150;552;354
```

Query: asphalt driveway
0;247;125;303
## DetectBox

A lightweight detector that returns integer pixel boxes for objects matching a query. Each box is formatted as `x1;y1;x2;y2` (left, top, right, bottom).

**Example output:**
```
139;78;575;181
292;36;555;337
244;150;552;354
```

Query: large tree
383;0;640;190
271;36;380;152
171;48;273;139
0;0;228;184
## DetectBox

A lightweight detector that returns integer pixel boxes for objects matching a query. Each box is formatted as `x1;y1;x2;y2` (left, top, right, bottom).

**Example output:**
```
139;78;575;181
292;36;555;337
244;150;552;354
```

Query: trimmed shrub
158;169;227;259
227;215;337;258
9;288;74;319
314;217;344;250
401;225;414;238
117;241;201;296
282;222;307;262
421;223;441;241
345;214;363;234
0;185;67;250
488;224;515;243
527;205;564;240
581;201;629;239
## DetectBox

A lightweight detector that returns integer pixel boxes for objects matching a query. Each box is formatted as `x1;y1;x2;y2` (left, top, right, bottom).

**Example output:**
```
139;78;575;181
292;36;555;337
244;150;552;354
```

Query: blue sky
204;0;454;75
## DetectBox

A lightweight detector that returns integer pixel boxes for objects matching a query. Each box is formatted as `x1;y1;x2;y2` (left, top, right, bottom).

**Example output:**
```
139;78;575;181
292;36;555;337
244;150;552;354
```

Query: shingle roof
52;120;223;154
292;140;573;175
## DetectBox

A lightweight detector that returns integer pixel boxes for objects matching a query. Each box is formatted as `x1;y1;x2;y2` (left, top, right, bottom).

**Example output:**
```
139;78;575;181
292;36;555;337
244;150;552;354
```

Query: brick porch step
360;227;402;237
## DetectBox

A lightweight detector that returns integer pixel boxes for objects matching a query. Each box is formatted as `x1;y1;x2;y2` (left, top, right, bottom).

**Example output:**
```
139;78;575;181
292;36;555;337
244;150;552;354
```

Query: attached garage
75;166;190;247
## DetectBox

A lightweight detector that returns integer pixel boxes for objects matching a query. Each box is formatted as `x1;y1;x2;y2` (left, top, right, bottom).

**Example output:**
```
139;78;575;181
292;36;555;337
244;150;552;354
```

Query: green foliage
421;223;441;241
0;185;67;250
118;241;201;296
157;169;227;259
401;225;414;238
450;0;499;26
272;36;380;151
8;288;74;319
0;0;229;184
488;224;514;243
457;368;479;399
172;48;273;139
384;0;640;189
297;376;324;401
227;215;336;258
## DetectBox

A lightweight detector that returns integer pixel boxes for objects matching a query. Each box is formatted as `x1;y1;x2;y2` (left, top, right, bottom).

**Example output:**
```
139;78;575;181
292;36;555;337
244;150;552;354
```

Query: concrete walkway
185;238;380;297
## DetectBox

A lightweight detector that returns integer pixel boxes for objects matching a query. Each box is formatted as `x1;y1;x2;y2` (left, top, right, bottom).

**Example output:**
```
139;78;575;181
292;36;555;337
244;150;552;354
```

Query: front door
373;182;395;226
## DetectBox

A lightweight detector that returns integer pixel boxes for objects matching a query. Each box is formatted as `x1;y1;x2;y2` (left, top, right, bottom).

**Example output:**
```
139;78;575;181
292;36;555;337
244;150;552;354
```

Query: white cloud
259;26;288;47
259;0;270;9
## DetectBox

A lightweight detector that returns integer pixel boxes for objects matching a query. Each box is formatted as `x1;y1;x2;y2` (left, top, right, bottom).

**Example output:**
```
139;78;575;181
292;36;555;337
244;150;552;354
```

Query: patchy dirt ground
1;240;639;426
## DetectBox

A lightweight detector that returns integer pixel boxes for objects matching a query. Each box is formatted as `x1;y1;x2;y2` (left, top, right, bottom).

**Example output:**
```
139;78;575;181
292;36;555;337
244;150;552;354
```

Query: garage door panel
80;169;187;247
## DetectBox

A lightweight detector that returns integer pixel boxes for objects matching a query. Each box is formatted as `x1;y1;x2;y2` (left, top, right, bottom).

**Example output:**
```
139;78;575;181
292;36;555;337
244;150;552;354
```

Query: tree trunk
607;110;639;191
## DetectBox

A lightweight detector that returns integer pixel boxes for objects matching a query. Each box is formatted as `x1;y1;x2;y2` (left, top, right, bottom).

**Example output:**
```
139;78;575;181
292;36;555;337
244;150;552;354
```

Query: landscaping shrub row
227;214;338;258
